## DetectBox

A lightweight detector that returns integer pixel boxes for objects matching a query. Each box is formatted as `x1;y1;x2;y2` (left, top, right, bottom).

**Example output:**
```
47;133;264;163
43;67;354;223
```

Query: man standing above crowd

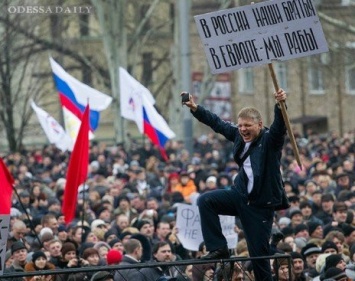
182;89;290;281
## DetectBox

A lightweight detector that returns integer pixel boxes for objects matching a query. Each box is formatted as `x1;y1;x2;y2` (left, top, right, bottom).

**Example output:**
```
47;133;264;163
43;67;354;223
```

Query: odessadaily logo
7;5;93;14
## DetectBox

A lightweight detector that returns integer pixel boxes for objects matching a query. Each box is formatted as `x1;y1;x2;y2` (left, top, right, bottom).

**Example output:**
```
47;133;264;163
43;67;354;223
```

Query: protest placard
0;215;10;275
194;0;329;74
176;204;238;251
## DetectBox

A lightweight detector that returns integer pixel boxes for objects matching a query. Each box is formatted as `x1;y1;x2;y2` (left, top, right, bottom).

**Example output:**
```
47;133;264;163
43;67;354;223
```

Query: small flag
119;68;175;160
31;101;73;151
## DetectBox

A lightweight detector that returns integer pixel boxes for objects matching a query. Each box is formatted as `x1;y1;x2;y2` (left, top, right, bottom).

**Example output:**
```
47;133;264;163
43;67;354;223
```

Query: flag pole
268;63;302;169
12;187;43;249
80;181;88;244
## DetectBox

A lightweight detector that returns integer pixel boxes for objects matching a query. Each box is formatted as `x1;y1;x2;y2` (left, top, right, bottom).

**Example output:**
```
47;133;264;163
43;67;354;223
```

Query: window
238;68;254;94
274;62;288;89
308;56;325;94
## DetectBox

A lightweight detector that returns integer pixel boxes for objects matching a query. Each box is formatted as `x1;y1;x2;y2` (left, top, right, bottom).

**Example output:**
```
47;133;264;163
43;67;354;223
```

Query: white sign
0;215;10;275
176;204;238;251
194;0;329;74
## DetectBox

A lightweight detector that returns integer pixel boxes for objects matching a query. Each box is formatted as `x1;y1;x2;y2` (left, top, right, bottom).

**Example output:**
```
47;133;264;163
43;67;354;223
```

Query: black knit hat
290;251;303;260
322;240;338;253
32;250;47;263
294;223;308;235
323;267;347;280
324;254;343;272
307;221;322;235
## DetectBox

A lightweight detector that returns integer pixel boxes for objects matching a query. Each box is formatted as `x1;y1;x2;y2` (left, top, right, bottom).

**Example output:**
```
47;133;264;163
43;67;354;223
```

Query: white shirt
240;142;254;194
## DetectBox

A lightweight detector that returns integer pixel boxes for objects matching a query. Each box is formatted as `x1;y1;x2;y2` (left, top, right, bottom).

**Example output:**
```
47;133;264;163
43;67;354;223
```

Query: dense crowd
2;128;355;281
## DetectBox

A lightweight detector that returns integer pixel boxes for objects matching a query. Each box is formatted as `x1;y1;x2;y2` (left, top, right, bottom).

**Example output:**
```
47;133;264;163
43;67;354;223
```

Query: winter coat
192;104;289;210
24;261;56;281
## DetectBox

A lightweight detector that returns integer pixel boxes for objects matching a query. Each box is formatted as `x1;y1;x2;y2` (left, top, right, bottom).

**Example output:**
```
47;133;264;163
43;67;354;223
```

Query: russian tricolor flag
119;67;175;160
49;57;112;143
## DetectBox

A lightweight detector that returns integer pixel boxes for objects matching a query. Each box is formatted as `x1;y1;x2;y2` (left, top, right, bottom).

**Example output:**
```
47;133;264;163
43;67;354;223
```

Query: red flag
0;158;14;214
62;105;90;224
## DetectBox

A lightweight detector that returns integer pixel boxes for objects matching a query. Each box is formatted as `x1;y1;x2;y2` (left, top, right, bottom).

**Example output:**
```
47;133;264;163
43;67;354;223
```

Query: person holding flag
181;89;290;281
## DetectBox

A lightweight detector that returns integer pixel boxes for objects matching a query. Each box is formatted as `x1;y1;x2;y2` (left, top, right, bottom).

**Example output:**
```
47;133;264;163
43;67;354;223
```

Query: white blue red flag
49;57;112;142
119;67;175;160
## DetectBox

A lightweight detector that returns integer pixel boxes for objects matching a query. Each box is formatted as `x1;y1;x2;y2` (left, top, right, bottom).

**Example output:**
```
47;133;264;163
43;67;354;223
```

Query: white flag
31;101;73;151
119;67;155;132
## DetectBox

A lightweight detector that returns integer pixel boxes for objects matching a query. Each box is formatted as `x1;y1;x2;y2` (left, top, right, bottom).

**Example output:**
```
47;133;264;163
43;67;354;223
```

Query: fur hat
106;249;122;265
61;242;77;257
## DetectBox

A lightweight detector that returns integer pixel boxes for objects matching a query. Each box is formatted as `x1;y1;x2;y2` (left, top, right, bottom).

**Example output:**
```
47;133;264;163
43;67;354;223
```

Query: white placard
176;204;238;251
194;0;329;74
0;215;10;275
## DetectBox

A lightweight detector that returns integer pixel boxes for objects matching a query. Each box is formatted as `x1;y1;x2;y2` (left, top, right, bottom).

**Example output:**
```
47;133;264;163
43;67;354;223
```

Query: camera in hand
181;92;190;103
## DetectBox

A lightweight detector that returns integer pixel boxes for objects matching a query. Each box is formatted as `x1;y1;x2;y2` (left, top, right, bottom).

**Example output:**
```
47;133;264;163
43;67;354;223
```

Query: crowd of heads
2;128;355;280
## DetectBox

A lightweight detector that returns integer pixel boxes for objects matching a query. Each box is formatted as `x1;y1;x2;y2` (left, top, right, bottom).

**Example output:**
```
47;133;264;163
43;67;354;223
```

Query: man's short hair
152;241;170;254
333;201;347;213
237;107;262;123
123;238;141;254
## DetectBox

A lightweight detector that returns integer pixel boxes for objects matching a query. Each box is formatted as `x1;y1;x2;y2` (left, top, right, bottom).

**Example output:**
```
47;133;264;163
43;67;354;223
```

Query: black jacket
192;104;288;209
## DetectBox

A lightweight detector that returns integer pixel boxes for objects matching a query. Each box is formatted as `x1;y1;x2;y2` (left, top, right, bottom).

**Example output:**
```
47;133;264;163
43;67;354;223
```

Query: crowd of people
1;123;355;281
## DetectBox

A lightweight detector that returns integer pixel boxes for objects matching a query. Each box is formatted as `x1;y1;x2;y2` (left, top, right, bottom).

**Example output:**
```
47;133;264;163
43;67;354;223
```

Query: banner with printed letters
194;0;329;74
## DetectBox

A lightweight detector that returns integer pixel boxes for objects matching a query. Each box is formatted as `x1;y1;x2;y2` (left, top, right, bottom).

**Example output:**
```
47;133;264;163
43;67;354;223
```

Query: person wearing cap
323;254;346;274
322;267;348;281
114;238;143;281
301;243;322;278
4;241;28;280
171;171;197;203
299;200;323;226
24;250;56;281
290;252;307;281
106;249;122;265
288;208;305;229
294;224;310;240
182;89;289;281
321;240;338;255
315;194;335;225
308;221;324;240
335;173;352;196
113;194;138;222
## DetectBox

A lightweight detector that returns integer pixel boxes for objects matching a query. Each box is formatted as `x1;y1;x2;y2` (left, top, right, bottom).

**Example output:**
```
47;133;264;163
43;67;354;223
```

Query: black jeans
197;188;274;281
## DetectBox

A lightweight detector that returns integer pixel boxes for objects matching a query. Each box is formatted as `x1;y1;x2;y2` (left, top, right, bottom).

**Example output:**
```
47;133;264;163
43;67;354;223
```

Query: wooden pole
268;63;302;169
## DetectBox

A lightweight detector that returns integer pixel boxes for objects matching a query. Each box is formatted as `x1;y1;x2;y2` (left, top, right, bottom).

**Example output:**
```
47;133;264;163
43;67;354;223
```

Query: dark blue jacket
192;104;289;209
